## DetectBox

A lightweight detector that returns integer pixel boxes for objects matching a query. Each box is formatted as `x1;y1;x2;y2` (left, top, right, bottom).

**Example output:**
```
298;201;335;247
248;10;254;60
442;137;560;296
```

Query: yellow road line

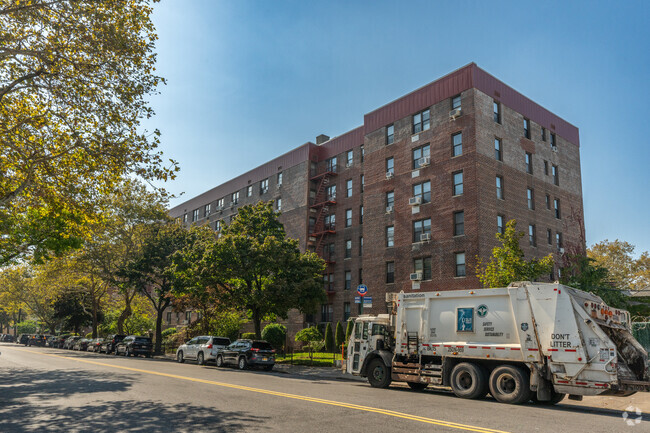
8;347;509;433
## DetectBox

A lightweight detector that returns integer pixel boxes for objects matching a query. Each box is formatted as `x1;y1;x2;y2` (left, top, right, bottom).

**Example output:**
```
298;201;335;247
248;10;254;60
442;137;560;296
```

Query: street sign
354;296;362;304
357;284;368;296
363;296;372;308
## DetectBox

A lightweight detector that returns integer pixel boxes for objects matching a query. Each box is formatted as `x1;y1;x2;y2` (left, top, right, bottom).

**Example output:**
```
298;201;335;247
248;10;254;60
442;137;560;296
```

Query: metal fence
632;322;650;352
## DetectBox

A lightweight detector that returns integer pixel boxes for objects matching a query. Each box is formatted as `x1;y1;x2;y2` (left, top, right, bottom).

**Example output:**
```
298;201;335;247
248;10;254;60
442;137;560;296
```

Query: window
413;180;431;203
527;188;535;210
326;157;337;173
454;211;464;236
544;160;549;175
554;199;561;219
386;157;395;175
260;178;269;194
496;176;504;199
524;118;531;139
550;133;556;148
360;145;365;162
247;185;253;197
497;214;505;234
493;100;501;123
413;218;432;242
346;179;353;197
215;220;221;231
414;257;432;280
525;152;533;174
217;198;224;209
192;208;199;222
324;214;335;230
495;138;502;161
413;108;430;133
231;191;239;204
542;127;547;142
326;184;336;201
344;271;352;290
325;243;335;261
323;274;334;292
412;144;430;169
556;232;563;251
321;304;333;322
529;224;537;246
204;204;210;217
452;94;461;110
453;171;463;196
386;124;394;145
455;252;466;277
346;150;353;167
359;268;363;284
166;312;172;323
386;191;395;208
360;175;364;193
552;165;559;185
386;226;394;247
345;209;352;227
345;239;352;258
276;198;282;211
386;262;395;283
359;236;363;256
545;194;551;210
344;302;351;321
359;205;363;224
183;213;188;223
547;229;552;245
277;172;283;185
452;132;463;157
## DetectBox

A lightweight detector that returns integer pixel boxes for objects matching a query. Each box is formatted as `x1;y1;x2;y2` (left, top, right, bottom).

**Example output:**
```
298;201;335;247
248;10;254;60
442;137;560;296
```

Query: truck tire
407;382;428;391
367;359;391;388
450;362;488;399
531;389;565;405
489;365;531;404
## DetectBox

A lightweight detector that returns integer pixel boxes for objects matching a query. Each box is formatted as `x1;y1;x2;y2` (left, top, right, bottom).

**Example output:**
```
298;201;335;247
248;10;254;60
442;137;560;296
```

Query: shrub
261;323;286;351
162;327;177;338
335;321;345;350
324;322;334;353
345;320;354;341
295;326;324;362
242;332;256;339
16;320;38;334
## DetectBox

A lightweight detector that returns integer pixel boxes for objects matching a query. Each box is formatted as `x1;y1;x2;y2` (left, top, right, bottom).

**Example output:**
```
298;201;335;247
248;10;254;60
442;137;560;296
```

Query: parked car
63;336;81;349
87;338;104;352
176;336;231;365
216;339;275;371
27;334;48;347
51;335;71;348
73;338;91;351
100;334;126;354
17;334;31;345
115;336;153;358
1;334;15;342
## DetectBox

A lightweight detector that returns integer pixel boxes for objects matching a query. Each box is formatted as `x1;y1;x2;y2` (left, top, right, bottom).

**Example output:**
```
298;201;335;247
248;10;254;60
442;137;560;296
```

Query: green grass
275;351;343;367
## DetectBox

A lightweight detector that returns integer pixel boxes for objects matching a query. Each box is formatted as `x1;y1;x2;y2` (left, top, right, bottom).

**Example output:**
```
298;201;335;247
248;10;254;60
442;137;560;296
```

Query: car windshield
134;337;151;343
213;338;230;346
252;342;273;350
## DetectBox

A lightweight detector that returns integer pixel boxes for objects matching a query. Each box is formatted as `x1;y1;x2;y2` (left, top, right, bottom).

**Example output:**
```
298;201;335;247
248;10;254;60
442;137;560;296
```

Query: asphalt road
0;342;647;432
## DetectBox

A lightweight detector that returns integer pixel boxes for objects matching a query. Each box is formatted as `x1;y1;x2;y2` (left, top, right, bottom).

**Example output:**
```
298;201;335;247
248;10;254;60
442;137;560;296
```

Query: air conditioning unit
385;171;394;179
215;206;223;211
419;156;431;167
409;196;422;206
410;272;423;281
420;233;431;242
551;146;558;153
386;205;394;213
449;108;462;119
559;247;565;253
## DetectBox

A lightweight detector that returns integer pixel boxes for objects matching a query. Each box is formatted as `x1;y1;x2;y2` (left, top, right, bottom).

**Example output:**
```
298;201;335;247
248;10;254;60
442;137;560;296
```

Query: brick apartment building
168;63;585;337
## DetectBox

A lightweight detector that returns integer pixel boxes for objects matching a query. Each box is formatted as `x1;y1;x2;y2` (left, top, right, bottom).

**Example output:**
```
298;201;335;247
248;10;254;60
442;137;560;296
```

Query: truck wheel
531;390;565;405
489;365;531;404
367;359;392;388
407;382;427;391
450;363;488;399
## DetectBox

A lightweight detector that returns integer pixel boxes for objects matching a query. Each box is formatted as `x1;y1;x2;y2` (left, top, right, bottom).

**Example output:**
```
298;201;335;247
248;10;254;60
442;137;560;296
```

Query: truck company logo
457;308;474;332
521;322;529;331
477;304;488;318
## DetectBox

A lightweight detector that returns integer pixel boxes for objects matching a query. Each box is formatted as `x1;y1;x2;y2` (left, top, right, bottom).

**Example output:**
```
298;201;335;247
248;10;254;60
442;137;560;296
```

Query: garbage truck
345;282;649;404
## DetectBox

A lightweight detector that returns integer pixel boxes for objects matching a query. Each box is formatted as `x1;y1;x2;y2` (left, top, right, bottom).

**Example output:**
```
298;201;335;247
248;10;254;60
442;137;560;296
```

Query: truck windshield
362;322;368;340
354;322;362;339
371;324;386;336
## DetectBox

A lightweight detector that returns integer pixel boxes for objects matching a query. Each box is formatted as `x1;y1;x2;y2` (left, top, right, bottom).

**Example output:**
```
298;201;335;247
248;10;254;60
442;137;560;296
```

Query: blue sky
146;0;650;254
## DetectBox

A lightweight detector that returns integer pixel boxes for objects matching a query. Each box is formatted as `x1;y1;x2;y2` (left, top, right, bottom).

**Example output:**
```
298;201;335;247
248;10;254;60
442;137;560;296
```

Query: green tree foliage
559;253;628;308
98;295;154;337
345;320;354;343
52;290;96;334
242;332;256;340
0;0;178;266
335;321;345;350
324;322;334;353
295;326;324;361
262;323;287;351
476;220;554;288
16;320;37;334
588;240;649;291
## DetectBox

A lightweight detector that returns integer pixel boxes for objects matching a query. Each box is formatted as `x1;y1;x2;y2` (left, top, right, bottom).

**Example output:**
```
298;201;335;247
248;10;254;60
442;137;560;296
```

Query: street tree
588;240;649;291
295;326;324;362
0;0;178;266
559;253;627;308
476;220;554;288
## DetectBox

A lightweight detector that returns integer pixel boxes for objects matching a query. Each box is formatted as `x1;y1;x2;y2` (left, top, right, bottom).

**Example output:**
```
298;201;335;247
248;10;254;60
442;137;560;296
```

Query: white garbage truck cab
346;282;650;405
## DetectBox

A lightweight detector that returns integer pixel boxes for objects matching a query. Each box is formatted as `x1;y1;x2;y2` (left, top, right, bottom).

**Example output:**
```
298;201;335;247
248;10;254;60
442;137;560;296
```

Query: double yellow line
11;347;509;433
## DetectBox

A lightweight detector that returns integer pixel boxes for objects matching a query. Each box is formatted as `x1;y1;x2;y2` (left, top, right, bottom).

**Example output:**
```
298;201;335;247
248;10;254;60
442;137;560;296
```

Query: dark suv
27;335;48;347
17;334;31;345
100;334;126;354
216;340;275;371
115;336;153;358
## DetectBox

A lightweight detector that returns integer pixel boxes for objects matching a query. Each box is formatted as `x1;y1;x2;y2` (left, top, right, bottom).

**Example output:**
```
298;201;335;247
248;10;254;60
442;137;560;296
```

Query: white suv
176;336;231;365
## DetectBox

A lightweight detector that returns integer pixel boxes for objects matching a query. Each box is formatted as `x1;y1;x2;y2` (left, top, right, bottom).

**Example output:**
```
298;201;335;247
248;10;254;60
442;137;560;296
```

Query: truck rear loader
345;282;649;404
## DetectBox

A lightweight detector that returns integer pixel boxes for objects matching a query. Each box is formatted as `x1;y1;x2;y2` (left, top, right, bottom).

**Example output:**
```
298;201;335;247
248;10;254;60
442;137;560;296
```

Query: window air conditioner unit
215;206;223;211
559;247;565;253
229;202;235;207
386;205;394;213
449;108;462;119
386;171;394;179
419;156;431;167
420;233;431;242
551;146;558;153
409;196;422;206
410;272;423;281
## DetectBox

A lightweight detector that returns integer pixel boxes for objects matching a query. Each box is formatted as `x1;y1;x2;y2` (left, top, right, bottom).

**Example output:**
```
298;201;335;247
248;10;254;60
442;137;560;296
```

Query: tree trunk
91;298;99;338
116;291;134;335
153;298;169;355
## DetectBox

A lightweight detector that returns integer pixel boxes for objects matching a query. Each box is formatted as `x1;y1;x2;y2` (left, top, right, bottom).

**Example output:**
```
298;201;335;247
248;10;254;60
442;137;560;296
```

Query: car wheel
216;355;224;368
489;365;531;404
114;348;119;356
125;348;130;357
367;359;391;388
177;351;184;363
263;365;273;371
197;352;205;366
238;356;248;370
407;382;427;391
450;362;488;399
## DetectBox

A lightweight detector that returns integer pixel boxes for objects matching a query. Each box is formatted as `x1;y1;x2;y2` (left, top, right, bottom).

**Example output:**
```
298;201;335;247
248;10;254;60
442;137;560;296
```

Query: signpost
357;284;368;296
357;284;368;313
